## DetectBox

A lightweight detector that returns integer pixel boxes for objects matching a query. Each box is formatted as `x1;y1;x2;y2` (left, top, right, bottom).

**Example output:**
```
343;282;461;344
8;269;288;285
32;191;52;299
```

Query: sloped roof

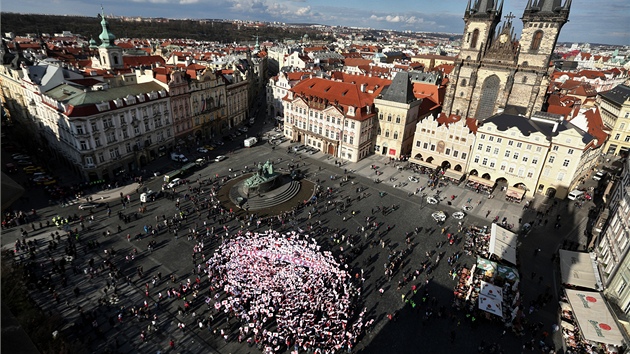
380;71;415;104
600;84;630;105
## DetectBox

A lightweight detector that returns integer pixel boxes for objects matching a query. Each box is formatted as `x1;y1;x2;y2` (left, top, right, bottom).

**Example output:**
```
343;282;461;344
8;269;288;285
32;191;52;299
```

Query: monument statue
244;160;280;193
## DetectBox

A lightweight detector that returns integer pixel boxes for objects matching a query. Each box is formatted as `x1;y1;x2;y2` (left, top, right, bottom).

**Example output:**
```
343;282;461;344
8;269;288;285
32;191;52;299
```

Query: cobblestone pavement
3;120;603;354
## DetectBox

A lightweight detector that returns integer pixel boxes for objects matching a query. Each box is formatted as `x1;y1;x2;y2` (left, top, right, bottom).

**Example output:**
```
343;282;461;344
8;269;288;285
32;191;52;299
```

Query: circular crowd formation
205;230;365;353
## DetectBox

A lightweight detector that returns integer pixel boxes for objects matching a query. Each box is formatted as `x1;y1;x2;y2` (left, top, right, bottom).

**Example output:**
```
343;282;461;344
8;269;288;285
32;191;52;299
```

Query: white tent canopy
489;223;518;265
559;250;602;290
565;289;624;346
478;281;504;317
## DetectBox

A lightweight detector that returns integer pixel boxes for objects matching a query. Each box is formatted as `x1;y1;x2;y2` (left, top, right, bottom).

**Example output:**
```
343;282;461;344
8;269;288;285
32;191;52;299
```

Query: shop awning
411;159;435;169
444;169;465;180
559;250;602;290
489;223;518;265
565;289;624;346
506;186;526;199
467;174;495;188
478;281;504;318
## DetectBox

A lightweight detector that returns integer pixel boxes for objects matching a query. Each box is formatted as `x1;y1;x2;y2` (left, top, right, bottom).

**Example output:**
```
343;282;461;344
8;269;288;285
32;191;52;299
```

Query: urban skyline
2;0;629;46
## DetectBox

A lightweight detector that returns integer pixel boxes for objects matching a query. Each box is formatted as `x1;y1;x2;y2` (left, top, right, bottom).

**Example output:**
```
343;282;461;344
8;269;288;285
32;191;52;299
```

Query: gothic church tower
443;0;571;120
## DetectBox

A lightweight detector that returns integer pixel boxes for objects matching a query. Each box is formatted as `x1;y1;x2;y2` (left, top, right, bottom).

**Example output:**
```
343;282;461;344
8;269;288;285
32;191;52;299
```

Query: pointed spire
525;0;533;10
563;0;572;10
466;0;471;13
497;0;504;15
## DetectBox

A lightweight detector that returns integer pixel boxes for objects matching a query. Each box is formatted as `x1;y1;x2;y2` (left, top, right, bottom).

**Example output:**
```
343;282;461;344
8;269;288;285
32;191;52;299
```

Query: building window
76;125;84;135
505;150;511;157
416;141;421;147
516;142;522;148
126;142;132;153
480;134;486;140
508;167;515;173
453;151;459;158
98;152;105;163
532;158;538;165
482;157;488;165
489;161;495;168
549;156;555;163
496;138;502;143
493;148;499;155
553;145;559;151
474;155;480;163
625;136;630;143
500;164;506;171
395;116;401;124
557;172;565;181
80;141;88;150
527;171;534;178
445;148;451;155
513;152;519;160
393;132;399;140
618;279;627;296
486;146;491;153
536;146;542;152
94;136;101;147
478;143;483;151
387;115;392;122
563;159;570;167
508;140;514;146
430;144;436;151
461;152;467;160
349;137;354;144
531;30;544;51
489;136;494;142
568;148;574;155
385;130;390;138
471;29;479;49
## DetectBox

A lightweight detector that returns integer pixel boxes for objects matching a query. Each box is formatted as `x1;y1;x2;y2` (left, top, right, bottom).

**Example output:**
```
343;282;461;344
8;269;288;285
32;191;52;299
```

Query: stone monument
243;160;281;195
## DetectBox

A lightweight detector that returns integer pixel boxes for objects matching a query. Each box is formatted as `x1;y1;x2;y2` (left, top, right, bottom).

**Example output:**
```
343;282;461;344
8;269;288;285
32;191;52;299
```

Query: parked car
166;178;182;189
23;166;45;173
592;171;606;181
78;202;104;210
12;154;30;160
17;160;33;165
239;127;248;133
567;189;585;200
196;147;208;153
203;145;215;151
215;155;227;162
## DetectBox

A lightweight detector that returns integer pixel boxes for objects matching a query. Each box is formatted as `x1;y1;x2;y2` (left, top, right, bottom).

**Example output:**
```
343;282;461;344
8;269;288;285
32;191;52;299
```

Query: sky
2;0;629;45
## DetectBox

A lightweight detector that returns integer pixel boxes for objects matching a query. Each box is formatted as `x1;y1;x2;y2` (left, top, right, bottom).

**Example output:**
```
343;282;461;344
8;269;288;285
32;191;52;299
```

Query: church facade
442;0;572;120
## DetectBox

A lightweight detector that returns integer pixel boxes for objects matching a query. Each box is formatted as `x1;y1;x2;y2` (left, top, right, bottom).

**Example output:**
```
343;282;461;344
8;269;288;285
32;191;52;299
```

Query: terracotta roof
343;58;372;67
434;113;478;133
432;64;454;75
288;75;390;121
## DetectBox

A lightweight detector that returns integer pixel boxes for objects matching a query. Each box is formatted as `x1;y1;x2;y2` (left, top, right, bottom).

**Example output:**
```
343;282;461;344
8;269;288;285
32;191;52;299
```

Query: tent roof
559;250;602;290
565;289;624;346
489;223;518;265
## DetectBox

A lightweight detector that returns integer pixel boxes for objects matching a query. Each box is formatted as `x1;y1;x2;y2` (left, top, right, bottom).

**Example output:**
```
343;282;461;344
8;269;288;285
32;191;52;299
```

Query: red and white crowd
204;230;365;353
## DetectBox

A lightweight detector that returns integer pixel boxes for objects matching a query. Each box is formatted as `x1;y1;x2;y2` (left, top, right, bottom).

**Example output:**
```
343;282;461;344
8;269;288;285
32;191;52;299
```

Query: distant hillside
0;13;326;43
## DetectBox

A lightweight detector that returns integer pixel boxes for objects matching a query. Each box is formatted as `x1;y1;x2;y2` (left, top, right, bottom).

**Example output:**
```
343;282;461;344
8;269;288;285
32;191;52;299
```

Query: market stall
489;223;518;266
505;186;526;203
465;175;495;194
559;249;603;290
563;289;624;353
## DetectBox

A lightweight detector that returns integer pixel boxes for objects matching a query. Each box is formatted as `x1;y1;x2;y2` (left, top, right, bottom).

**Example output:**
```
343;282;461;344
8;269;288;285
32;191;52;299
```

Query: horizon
1;0;628;46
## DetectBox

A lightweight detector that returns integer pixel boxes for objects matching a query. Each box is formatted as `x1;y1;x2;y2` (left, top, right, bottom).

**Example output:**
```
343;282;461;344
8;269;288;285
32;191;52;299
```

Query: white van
567;189;584;200
244;137;258;147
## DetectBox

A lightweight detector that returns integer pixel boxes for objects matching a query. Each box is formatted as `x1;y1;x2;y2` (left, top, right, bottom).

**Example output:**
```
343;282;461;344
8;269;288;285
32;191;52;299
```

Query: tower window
461;79;467;87
531;30;544;51
471;29;479;49
522;76;528;84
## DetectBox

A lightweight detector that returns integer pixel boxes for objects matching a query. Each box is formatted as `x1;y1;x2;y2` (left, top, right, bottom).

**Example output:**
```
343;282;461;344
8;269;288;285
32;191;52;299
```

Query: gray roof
45;81;165;107
483;112;595;145
380;71;416;104
600;84;630;106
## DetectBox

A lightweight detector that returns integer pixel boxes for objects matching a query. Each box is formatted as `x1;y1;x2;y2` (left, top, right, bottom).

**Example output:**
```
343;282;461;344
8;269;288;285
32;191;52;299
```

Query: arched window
387;114;392;122
522;76;528;84
377;127;382;135
393;132;399;140
461;79;467;87
395;116;401;124
379;113;383;120
385;130;390;138
113;55;119;65
470;29;479;49
531;31;543;51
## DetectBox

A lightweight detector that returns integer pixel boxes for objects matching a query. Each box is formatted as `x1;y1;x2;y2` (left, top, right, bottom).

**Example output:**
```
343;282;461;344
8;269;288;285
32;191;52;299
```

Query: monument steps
243;180;302;210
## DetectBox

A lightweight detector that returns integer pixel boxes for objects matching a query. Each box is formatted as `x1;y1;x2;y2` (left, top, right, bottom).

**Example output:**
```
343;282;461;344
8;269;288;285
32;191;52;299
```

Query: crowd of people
204;231;365;353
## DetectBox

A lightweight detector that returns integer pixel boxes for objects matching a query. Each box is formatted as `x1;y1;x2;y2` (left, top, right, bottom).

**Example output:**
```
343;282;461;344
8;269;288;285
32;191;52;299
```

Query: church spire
98;6;116;48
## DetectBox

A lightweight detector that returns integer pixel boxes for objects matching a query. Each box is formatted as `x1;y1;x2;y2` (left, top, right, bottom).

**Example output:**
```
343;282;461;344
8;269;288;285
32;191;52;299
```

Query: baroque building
443;0;572;120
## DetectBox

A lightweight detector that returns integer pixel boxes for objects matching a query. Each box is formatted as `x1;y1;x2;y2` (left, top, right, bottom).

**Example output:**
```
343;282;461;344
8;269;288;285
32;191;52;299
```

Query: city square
2;120;597;353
